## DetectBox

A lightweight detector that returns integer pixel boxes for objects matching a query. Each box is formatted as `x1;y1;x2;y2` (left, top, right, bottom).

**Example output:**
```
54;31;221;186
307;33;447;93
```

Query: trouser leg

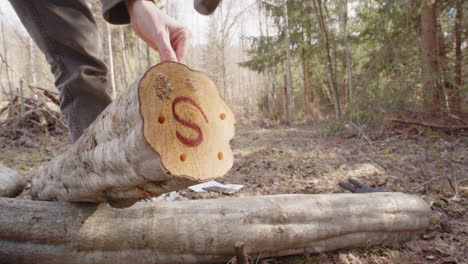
8;0;112;142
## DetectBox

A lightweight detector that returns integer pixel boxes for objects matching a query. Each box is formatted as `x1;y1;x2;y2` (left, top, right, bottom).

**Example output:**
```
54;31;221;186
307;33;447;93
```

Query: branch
387;118;468;130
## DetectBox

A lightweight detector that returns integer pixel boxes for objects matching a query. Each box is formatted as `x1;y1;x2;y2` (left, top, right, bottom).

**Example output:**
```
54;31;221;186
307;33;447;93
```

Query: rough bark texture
0;164;25;198
0;193;430;263
420;0;442;113
30;62;235;203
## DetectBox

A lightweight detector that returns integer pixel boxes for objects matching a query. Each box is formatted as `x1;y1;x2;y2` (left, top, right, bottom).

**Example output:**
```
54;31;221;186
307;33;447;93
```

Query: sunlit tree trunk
312;0;341;119
137;38;143;76
146;45;152;69
301;47;312;117
1;21;14;112
107;23;117;99
28;38;36;86
420;0;442;113
282;0;294;124
119;27;129;89
340;0;353;104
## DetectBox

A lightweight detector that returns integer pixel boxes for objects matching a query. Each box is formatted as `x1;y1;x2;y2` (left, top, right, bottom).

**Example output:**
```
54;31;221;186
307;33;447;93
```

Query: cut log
30;62;235;202
0;164;26;197
0;193;430;263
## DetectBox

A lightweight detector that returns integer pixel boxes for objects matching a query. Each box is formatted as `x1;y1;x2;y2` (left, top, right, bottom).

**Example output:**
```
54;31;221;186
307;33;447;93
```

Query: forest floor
1;121;467;264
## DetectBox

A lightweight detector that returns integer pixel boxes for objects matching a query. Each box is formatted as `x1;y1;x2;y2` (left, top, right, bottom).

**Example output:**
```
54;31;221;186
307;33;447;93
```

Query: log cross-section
30;62;235;202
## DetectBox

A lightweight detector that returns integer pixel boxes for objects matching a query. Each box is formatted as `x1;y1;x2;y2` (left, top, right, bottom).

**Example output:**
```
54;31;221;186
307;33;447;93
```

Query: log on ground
0;164;26;197
0;192;431;264
30;62;235;202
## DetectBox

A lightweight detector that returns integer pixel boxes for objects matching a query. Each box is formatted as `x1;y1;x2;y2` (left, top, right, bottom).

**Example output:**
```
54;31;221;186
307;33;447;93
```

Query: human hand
125;0;190;63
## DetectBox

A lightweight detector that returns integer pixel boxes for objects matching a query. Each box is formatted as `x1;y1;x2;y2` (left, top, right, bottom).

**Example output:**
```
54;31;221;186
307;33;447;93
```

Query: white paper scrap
188;180;244;193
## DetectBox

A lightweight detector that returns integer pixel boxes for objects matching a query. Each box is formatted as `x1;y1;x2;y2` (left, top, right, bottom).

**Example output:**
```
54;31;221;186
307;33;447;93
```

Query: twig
387;118;468;130
235;241;249;264
347;122;373;145
416;94;466;125
43;90;60;106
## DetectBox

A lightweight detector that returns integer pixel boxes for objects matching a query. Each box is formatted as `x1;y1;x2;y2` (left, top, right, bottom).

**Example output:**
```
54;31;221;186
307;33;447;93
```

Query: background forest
0;0;467;263
0;0;466;128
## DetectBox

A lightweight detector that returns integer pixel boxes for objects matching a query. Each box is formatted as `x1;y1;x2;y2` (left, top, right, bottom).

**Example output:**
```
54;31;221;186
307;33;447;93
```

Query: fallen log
0;164;26;197
30;62;235;202
387;118;468;130
0;192;431;263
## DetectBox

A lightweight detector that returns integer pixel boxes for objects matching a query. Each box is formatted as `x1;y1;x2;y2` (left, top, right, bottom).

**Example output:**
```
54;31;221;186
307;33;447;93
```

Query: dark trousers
9;0;112;142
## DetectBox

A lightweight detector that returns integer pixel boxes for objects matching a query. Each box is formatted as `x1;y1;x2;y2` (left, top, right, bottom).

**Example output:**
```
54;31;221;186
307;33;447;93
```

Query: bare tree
0;20;15;112
312;0;341;119
340;0;353;104
282;0;294;124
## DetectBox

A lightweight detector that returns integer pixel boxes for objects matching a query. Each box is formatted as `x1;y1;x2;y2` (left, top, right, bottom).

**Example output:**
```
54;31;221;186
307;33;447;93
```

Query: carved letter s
171;96;209;147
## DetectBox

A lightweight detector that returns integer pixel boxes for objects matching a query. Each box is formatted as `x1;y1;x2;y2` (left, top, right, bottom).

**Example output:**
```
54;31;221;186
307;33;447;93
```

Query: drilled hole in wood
220;113;226;120
158;115;166;124
180;154;187;162
217;152;223;160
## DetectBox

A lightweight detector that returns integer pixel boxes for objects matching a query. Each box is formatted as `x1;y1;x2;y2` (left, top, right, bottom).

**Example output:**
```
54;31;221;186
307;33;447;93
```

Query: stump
0;193;431;263
30;62;235;202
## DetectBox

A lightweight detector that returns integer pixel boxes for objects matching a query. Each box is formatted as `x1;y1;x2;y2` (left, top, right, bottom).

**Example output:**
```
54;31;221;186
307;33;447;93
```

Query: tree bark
28;38;37;87
119;26;129;89
340;0;353;104
0;192;430;263
282;0;294;124
29;62;235;203
1;21;15;116
146;44;152;69
107;23;117;99
451;1;463;113
420;0;442;113
301;47;312;117
312;0;341;119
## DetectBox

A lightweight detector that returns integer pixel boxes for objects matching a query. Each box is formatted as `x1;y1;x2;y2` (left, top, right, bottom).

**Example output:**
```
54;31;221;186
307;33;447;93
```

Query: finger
173;31;190;64
338;182;357;193
152;33;178;62
348;178;365;188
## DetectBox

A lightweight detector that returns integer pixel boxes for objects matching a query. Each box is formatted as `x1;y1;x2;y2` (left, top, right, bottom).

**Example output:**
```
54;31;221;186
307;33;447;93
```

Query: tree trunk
301;47;312;117
28;38;37;86
420;0;442;113
340;0;353;104
312;0;341;119
119;27;129;89
107;23;117;99
1;21;15;116
137;38;144;76
29;62;235;203
451;1;463;113
146;44;152;69
0;192;430;263
282;0;294;124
